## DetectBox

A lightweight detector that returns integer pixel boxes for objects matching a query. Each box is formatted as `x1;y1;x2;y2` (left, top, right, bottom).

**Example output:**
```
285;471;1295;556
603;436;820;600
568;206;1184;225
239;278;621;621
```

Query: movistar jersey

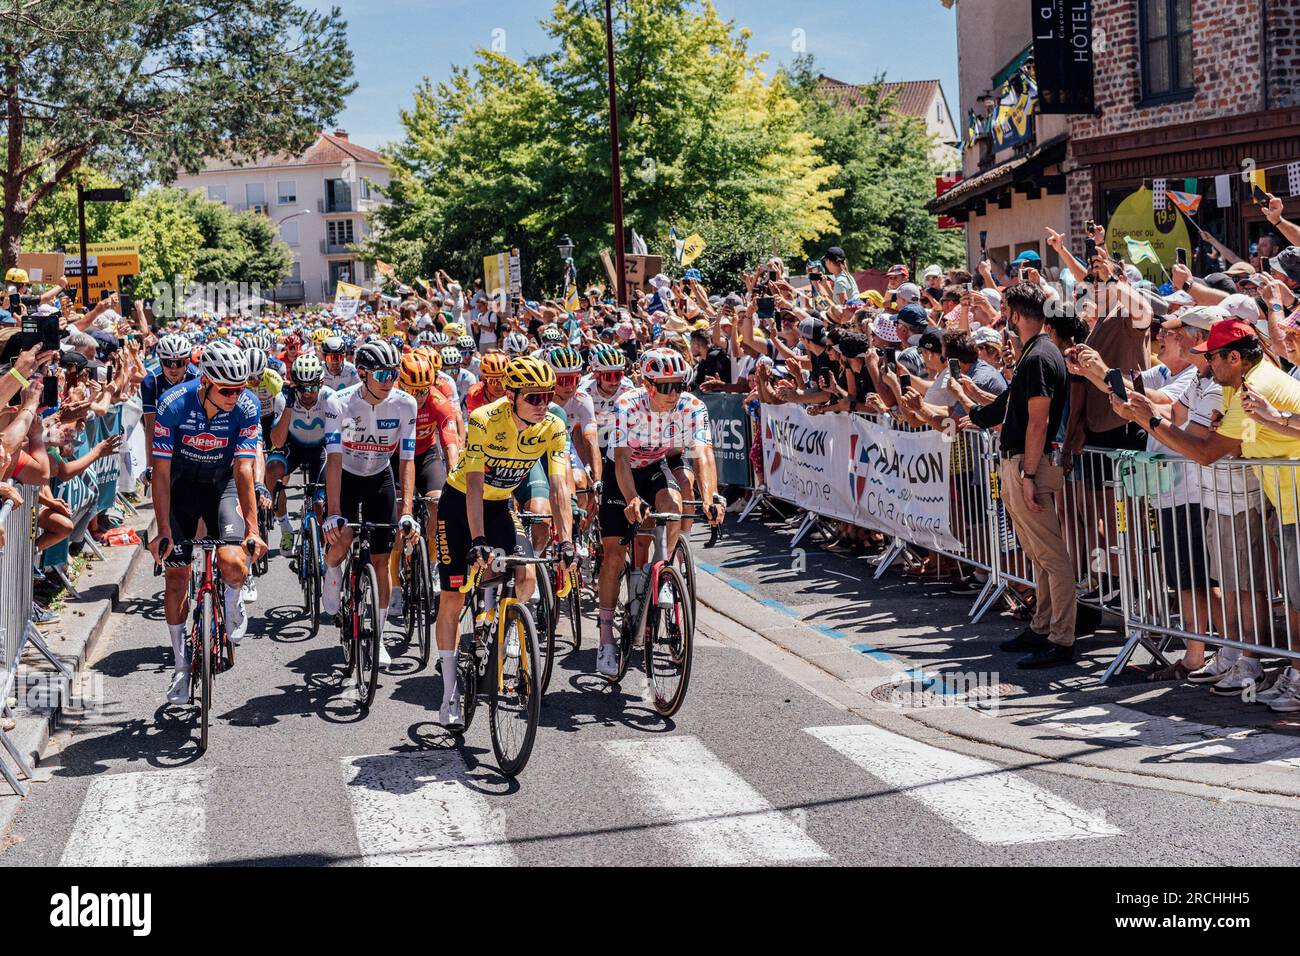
152;377;261;481
283;385;336;447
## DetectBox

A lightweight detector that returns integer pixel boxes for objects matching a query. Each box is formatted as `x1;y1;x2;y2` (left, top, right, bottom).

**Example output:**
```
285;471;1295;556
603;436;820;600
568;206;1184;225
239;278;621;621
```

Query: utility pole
604;0;628;306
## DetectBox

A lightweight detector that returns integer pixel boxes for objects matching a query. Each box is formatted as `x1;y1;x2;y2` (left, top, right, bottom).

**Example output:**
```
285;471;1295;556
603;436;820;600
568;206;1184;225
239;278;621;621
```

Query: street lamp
557;235;574;261
275;208;312;223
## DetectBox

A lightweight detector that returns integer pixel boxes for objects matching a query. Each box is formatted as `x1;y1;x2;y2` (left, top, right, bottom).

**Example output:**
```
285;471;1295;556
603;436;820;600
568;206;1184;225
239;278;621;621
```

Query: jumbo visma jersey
445;397;568;500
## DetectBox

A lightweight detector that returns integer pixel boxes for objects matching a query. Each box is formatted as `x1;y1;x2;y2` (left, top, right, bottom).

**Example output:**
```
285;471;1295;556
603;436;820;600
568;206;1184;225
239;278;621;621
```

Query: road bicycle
253;490;274;577
515;510;578;694
154;538;246;753
610;500;723;716
276;477;326;638
398;492;435;668
444;551;558;776
330;506;395;712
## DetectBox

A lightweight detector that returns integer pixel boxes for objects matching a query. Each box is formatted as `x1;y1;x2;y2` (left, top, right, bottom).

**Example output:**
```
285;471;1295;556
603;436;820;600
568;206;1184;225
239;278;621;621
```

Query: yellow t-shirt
1217;360;1300;524
445;397;568;500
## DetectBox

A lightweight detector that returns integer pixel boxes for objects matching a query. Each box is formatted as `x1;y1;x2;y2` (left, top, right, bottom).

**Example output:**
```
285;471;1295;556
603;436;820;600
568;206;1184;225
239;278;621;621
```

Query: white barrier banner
761;404;960;552
847;415;960;552
761;403;856;523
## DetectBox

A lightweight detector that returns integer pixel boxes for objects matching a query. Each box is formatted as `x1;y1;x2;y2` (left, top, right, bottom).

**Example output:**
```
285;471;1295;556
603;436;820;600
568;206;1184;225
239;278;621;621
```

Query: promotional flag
670;226;685;264
1152;178;1167;211
1215;175;1232;208
680;233;706;267
631;230;648;257
1168;190;1202;216
1289;163;1300;198
334;280;365;318
1249;167;1268;201
1124;235;1161;266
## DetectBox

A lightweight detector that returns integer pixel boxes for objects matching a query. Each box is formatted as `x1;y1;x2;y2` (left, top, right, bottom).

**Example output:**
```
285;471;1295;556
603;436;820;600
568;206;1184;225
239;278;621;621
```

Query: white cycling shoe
440;695;465;732
242;576;258;604
596;644;619;678
377;638;392;668
166;668;190;705
227;594;249;645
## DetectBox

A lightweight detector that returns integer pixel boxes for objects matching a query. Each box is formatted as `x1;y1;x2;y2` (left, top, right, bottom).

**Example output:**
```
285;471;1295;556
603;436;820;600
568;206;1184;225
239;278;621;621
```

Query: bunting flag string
1152;178;1167;212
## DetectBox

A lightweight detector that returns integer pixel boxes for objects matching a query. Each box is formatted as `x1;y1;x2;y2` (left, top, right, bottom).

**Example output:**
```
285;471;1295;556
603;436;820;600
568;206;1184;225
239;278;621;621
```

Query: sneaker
31;602;59;626
1209;657;1265;696
1080;575;1119;605
227;594;248;645
377;638;392;668
1187;652;1241;685
947;576;985;596
241;576;258;605
388;587;404;621
165;668;190;705
999;627;1047;653
279;529;295;552
1017;642;1075;669
441;695;465;731
596;644;619;677
1267;672;1300;712
1257;667;1300;704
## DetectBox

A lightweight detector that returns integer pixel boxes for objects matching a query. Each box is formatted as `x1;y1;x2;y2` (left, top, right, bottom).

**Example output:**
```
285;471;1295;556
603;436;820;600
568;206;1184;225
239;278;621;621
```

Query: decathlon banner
847;415;959;552
760;403;856;523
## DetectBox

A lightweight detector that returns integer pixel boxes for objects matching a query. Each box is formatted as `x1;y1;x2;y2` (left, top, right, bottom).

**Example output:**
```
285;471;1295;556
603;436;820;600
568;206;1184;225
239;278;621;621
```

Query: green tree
785;57;964;272
1;0;355;266
368;0;840;295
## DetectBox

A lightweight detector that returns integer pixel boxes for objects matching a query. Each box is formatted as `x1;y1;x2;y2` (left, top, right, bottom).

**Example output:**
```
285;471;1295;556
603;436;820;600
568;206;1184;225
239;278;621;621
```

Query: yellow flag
1250;167;1268;202
680;233;706;267
564;281;581;312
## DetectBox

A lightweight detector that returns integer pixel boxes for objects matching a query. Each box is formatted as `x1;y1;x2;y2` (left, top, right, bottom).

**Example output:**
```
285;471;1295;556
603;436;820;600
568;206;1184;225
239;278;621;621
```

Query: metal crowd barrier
0;483;45;796
750;401;1300;683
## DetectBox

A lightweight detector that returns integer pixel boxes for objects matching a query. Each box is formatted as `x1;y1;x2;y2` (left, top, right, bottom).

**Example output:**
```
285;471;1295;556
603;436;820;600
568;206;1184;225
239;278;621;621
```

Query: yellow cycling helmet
479;350;510;378
399;350;435;391
443;322;465;338
5;267;29;284
311;328;331;345
504;355;555;391
216;325;230;338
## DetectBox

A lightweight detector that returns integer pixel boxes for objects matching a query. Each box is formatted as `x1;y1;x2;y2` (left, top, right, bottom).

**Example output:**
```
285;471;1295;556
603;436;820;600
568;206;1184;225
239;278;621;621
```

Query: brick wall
1272;0;1300;109
1065;164;1095;250
1071;0;1283;142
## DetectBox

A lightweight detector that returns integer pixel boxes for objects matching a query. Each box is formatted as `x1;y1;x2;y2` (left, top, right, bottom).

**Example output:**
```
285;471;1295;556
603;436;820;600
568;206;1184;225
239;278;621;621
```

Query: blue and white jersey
323;361;360;393
152;378;261;482
284;386;337;447
141;365;199;416
323;383;417;478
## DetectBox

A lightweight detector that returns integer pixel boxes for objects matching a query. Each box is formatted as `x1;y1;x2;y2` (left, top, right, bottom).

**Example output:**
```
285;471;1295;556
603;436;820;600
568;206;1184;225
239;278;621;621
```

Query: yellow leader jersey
445;397;568;500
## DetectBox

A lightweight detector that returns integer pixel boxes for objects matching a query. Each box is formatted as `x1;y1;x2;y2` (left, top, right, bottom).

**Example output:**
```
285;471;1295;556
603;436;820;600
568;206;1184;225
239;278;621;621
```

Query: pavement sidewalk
0;497;155;836
691;518;1300;801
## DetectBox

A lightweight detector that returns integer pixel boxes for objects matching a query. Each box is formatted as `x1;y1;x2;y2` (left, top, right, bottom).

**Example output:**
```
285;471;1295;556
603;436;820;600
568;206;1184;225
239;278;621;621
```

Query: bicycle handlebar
152;538;254;574
457;552;562;594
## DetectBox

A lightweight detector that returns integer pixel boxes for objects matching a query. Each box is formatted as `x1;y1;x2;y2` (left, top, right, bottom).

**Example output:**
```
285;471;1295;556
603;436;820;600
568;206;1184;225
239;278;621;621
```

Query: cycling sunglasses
213;384;244;397
520;389;555;407
404;386;430;399
161;359;188;369
369;368;398;383
596;370;623;381
555;373;580;388
650;380;685;395
296;384;322;393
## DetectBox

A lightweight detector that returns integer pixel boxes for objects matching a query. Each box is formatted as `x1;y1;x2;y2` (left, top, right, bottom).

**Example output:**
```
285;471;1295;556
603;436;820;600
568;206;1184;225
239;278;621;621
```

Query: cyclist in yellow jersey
434;356;576;729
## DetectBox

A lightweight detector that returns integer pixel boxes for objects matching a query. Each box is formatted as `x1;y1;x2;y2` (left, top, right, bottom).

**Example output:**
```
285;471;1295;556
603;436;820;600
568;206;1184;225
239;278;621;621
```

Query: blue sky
308;0;959;150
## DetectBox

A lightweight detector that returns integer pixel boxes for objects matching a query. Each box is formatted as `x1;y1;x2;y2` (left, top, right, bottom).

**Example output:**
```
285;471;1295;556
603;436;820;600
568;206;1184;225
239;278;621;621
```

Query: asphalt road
3;513;1300;867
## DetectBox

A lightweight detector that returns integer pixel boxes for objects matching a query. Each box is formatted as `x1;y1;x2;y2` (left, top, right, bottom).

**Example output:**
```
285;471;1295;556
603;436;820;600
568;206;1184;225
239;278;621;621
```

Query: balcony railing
270;280;304;301
319;197;354;214
320;238;354;255
230;203;270;215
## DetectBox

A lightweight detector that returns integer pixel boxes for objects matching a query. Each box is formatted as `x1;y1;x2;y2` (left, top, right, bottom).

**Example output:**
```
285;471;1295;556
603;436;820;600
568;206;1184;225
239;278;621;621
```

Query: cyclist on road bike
267;354;334;551
546;345;599;507
464;350;509;414
440;344;476;407
321;339;419;669
142;333;199;479
387;349;461;621
595;347;724;677
147;341;269;705
321;335;360;392
433;356;575;730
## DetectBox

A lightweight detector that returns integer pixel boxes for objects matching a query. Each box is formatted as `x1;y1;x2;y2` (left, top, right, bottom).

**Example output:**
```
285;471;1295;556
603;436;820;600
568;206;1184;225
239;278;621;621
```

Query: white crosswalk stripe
60;768;211;867
807;724;1123;846
341;750;515;866
600;735;829;864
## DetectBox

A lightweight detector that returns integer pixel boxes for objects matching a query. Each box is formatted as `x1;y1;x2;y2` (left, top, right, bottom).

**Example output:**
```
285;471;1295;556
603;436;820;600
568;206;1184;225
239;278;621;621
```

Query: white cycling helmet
200;340;251;385
502;331;529;355
291;353;324;385
639;347;690;383
245;348;268;380
156;334;191;362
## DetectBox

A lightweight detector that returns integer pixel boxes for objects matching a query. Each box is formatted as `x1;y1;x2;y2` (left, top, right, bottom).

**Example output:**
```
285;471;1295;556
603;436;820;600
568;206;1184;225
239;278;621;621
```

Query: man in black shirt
689;329;732;391
969;283;1075;668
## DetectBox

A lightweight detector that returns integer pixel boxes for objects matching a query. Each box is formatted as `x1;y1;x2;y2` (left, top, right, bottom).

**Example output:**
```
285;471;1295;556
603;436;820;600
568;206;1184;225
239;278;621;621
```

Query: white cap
896;282;921;304
1220;292;1262;324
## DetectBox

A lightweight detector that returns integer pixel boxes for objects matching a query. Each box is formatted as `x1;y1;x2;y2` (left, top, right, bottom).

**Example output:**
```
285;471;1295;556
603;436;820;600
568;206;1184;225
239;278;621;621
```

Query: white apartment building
172;129;391;305
816;76;960;172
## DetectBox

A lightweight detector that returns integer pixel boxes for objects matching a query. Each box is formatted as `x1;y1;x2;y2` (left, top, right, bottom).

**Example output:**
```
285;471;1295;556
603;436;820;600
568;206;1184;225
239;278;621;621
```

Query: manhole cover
870;678;1022;710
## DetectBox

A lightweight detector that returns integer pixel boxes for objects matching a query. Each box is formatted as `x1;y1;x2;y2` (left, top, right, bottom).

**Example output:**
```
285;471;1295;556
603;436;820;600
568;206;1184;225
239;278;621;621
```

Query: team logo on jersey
153;424;171;437
376;418;399;429
182;432;229;452
239;425;260;439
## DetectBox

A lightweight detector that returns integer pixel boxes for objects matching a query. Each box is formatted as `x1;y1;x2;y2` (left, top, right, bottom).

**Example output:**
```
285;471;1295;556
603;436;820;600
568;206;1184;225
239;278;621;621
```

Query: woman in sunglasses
594;348;725;679
141;333;199;480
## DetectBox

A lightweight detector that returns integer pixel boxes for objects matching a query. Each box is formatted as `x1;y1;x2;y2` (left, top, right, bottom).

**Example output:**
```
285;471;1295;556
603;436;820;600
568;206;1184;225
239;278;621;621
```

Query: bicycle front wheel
535;564;557;695
672;536;697;623
643;565;693;717
489;602;541;777
301;518;321;637
197;592;214;753
354;564;382;710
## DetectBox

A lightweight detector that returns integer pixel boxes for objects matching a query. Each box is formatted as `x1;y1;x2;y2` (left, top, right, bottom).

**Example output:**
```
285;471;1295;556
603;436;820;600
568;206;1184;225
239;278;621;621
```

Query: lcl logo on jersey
182;432;229;452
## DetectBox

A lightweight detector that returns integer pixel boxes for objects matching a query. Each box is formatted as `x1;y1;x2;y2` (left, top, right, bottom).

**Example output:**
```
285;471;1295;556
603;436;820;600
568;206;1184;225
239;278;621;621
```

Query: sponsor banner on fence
761;404;960;551
847;415;960;552
761;403;856;523
700;392;752;487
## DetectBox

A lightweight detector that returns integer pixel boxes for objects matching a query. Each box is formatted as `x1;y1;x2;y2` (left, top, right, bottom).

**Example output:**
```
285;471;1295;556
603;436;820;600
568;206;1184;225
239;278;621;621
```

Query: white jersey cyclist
324;382;418;477
580;345;635;455
323;360;360;393
284;384;337;446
